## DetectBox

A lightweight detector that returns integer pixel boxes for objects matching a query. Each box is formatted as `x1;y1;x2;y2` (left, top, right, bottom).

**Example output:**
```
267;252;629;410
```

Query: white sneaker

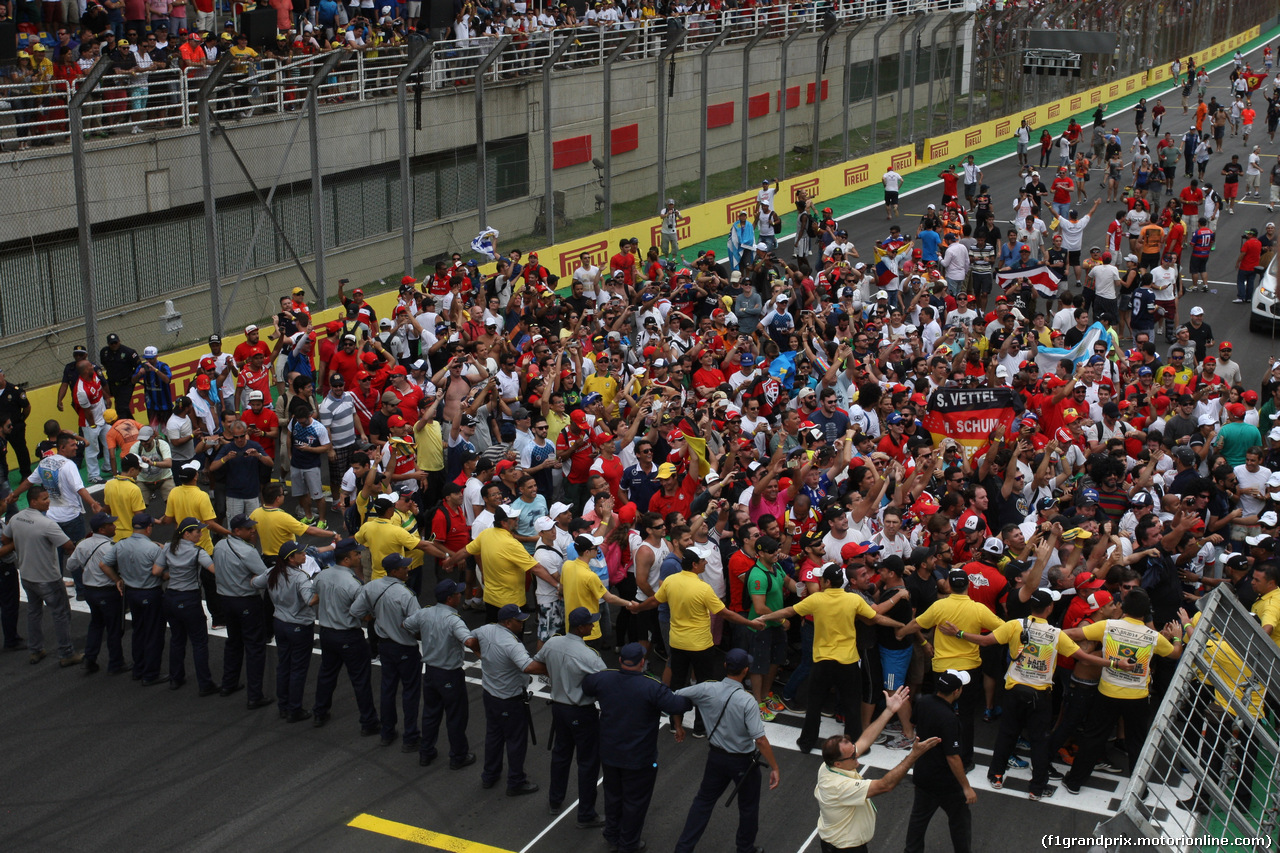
465;596;484;610
131;125;142;134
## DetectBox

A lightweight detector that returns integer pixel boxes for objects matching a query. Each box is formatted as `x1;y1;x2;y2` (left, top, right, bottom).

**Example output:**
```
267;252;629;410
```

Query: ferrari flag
996;265;1062;298
1244;71;1266;91
922;387;1018;463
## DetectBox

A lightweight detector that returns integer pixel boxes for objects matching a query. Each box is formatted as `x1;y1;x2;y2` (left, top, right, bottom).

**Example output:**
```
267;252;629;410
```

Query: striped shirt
318;391;359;449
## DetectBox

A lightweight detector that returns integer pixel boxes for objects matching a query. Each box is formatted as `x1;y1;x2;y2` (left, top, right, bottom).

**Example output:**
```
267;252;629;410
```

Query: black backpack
740;564;774;612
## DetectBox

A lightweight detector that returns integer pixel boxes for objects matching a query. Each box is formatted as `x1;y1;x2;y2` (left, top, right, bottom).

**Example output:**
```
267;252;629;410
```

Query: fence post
656;21;686;207
69;57;113;356
540;33;575;243
896;12;926;148
840;18;870;162
948;12;972;134
198;54;234;338
810;14;840;173
740;29;768;191
925;15;950;143
775;25;806;181
699;25;734;204
475;36;512;230
398;37;434;280
869;17;897;154
602;30;641;231
307;50;347;308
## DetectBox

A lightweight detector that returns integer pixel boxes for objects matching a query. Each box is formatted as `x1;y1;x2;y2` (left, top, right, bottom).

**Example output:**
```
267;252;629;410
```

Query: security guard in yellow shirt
103;455;146;543
940;588;1112;799
897;568;1004;768
1251;563;1280;647
1061;588;1183;794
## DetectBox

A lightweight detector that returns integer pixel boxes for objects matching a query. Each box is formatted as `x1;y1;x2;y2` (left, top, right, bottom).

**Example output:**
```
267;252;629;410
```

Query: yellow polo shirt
562;558;608;642
414;421;444;473
393;508;424;571
792;588;878;665
356;516;422;580
1251;588;1280;646
655;570;725;652
915;594;1005;673
103;475;145;542
466;526;539;608
165;484;216;554
250;506;309;558
814;764;876;849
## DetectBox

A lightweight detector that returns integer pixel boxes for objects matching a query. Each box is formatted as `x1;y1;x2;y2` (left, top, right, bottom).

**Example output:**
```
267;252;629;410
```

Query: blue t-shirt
289;418;326;470
918;229;942;262
214;438;267;499
1131;288;1156;328
807;408;851;444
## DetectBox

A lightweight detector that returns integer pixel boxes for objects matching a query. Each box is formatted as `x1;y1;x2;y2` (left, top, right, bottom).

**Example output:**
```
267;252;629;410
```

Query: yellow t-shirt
1251;588;1280;646
546;410;569;447
103;476;145;542
562;558;607;642
792;588;878;665
991;616;1079;691
355;516;422;580
582;374;621;416
915;594;1006;673
1081;617;1176;699
393;508;424;571
655;570;725;652
414;421;444;473
165;484;216;554
467;527;539;608
250;506;309;558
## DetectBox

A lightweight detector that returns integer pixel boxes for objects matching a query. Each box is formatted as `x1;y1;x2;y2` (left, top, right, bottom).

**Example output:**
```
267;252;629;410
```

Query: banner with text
922;387;1018;463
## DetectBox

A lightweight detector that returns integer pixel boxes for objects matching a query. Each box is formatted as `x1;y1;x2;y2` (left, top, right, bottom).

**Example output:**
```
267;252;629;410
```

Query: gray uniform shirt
108;533;163;589
404;603;472;669
156;540;213;592
213;536;268;597
349;576;419;646
7;508;70;584
534;633;606;706
313;565;363;630
252;565;316;625
67;533;116;588
676;679;765;754
471;622;534;699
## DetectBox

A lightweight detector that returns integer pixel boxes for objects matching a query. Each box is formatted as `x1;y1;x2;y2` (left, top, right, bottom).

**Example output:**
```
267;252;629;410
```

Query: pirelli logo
1023;112;1037;125
725;197;756;226
558;240;609;278
995;120;1011;138
1108;83;1120;97
964;129;982;147
1070;96;1082;110
791;177;821;201
1090;89;1102;104
649;216;691;249
1047;103;1061;119
1126;78;1136;91
890;151;913;170
929;140;949;160
844;163;870;186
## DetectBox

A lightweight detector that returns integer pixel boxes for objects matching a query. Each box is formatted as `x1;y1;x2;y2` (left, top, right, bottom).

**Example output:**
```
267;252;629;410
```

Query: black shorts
1068;250;1082;266
748;626;788;674
1141;252;1160;269
941;194;957;206
980;642;1007;678
1214;126;1226;140
885;191;899;205
1164;166;1177;181
971;272;993;294
1190;255;1209;273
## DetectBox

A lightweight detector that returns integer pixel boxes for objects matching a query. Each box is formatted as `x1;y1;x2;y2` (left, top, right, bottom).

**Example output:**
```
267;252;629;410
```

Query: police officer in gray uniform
106;512;166;685
213;513;272;708
535;606;607;825
472;603;548;796
672;647;781;853
68;512;122;675
157;517;218;695
351;554;423;751
404;579;479;769
313;538;379;734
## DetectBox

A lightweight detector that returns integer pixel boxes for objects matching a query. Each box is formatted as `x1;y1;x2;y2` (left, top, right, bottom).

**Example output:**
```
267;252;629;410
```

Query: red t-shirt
609;252;637;287
693;367;727;392
1240;237;1263;271
727;550;757;613
1180;186;1203;216
591;455;625;504
241;408;279;458
233;340;271;366
557;428;596;484
648;474;697;524
432;503;471;552
1051;177;1074;205
327;348;363;391
962;560;1009;614
941;172;959;197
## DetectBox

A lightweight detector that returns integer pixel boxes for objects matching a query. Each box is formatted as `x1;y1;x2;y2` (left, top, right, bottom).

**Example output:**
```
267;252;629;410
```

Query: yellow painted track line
347;814;517;853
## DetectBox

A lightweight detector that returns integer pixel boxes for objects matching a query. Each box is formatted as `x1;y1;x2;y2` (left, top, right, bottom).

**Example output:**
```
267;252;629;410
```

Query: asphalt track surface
4;38;1280;853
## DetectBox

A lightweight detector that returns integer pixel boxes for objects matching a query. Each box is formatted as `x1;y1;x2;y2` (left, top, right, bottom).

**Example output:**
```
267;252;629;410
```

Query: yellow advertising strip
347;814;517;853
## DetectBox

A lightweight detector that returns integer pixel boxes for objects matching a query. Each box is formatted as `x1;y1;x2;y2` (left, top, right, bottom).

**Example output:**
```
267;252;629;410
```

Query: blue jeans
57;516;86;599
1238;269;1257;302
1052;201;1071;219
781;620;814;701
22;579;75;658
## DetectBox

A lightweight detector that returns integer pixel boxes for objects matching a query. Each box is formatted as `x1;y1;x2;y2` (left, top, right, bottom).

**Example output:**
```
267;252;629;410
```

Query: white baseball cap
143;346;158;358
1189;306;1204;316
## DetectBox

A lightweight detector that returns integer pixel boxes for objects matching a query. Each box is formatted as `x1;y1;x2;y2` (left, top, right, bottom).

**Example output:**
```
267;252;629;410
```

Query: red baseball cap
387;415;407;428
571;410;589;430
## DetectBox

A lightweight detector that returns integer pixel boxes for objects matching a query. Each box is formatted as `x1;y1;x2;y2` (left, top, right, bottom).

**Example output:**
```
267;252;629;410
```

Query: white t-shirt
29;455;87;524
1150;265;1178;300
1057;215;1091;251
1234;463;1272;516
883;170;903;192
1090;263;1122;300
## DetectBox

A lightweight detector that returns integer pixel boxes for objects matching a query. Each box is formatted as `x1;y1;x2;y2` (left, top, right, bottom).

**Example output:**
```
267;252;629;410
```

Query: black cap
88;512;117;530
947;568;969;588
228;513;257;529
568;606;601;628
132;511;154;529
333;537;360;556
434;578;467;601
106;333;120;344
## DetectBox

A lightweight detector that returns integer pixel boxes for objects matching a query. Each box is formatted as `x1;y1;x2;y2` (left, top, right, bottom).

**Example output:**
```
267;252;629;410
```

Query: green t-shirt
1217;421;1263;467
746;562;786;629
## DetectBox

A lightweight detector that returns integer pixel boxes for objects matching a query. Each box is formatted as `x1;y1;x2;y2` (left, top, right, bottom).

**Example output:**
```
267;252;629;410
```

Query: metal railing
0;0;972;149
